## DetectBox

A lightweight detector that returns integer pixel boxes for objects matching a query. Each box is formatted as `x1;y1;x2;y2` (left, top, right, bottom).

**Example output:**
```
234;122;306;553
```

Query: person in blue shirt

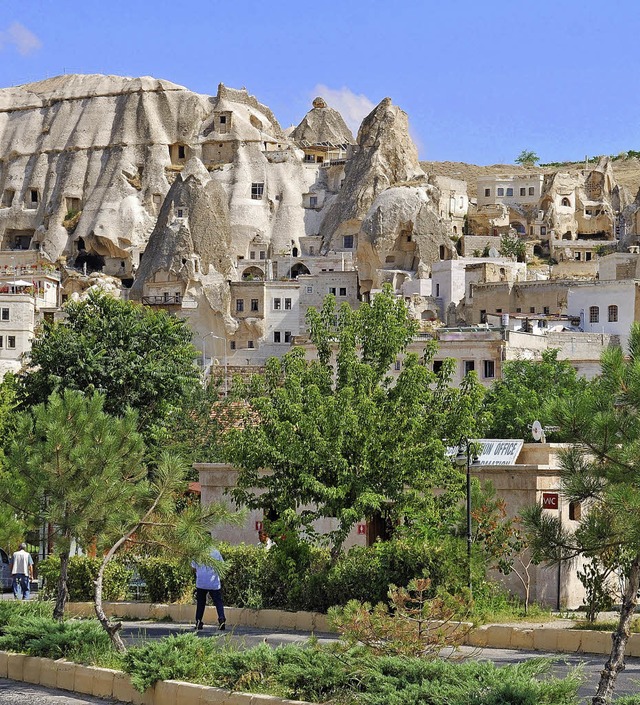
191;547;226;631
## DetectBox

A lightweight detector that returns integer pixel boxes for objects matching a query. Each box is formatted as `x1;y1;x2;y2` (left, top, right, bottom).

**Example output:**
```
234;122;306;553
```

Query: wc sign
542;492;559;510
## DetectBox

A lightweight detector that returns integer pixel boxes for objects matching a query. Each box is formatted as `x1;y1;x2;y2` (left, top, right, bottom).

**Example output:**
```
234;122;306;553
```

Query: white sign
447;439;524;466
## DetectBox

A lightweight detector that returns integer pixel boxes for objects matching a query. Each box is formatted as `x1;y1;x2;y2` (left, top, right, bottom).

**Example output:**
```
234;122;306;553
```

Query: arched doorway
289;262;310;278
242;266;264;280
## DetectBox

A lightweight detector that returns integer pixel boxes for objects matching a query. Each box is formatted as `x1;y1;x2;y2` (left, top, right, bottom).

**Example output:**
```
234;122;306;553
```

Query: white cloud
0;22;42;56
311;84;376;136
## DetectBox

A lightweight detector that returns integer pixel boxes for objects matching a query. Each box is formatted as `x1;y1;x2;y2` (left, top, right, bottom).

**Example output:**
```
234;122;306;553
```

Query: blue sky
2;0;640;165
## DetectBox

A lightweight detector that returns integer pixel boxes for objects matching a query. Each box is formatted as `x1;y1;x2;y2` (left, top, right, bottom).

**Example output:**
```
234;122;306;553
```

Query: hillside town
2;75;640;387
4;72;640;704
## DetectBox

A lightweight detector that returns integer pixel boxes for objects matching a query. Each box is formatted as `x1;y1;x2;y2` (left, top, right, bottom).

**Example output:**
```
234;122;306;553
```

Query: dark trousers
195;587;225;624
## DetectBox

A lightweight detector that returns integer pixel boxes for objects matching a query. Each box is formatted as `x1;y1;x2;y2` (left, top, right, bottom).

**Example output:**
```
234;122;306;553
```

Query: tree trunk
94;555;126;654
53;551;70;621
592;552;640;705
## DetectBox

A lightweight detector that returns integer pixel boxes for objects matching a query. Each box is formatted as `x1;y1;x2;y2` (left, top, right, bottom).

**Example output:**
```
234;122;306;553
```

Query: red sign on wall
542;493;559;510
357;524;367;535
255;520;263;531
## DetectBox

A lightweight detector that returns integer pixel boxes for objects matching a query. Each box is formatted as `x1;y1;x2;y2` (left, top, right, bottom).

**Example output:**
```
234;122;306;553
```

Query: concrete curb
66;602;333;633
0;650;312;705
65;601;627;656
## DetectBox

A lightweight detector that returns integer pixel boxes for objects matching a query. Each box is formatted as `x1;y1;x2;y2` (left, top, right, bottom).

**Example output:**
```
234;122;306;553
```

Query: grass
571;617;640;632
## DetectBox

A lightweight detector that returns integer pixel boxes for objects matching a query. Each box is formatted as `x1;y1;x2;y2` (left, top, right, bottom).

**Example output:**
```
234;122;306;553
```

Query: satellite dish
488;247;499;258
531;420;544;442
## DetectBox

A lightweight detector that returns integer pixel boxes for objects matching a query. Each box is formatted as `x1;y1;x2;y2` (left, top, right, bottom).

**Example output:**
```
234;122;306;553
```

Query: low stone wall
0;650;311;704
66;602;333;633
67;602;628;656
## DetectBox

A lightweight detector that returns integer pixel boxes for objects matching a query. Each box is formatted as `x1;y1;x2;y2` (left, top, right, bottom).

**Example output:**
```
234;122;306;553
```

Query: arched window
589;306;599;323
608;305;618;322
561;197;571;207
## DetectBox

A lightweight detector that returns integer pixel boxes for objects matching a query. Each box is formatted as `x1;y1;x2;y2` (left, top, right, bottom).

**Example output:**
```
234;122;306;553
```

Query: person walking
11;543;33;600
191;547;226;631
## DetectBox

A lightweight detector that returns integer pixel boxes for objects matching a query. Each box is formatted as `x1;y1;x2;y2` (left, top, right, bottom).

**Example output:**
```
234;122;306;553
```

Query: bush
0;614;111;663
122;634;580;703
0;600;53;627
137;558;193;603
38;555;133;602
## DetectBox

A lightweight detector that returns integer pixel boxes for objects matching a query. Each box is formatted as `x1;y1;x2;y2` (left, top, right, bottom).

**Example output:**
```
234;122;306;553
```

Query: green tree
499;232;526;261
0;390;145;619
0;375;25;549
523;324;640;704
483;349;586;440
515;149;540;166
221;286;486;554
91;451;240;651
18;290;199;437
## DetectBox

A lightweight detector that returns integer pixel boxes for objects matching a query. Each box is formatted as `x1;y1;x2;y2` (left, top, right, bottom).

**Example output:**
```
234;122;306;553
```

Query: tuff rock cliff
0;74;449;342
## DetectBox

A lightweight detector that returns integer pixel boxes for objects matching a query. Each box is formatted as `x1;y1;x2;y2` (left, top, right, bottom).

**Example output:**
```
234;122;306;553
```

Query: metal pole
223;337;228;395
466;442;472;596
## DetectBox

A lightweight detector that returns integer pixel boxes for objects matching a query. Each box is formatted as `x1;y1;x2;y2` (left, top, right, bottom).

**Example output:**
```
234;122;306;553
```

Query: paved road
0;679;113;704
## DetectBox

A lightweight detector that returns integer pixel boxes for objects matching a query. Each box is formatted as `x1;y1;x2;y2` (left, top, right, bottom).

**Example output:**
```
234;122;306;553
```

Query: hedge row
38;537;468;613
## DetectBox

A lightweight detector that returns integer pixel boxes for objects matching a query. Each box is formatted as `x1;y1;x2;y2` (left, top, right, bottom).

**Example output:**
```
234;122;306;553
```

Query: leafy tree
499;232;526;261
0;375;24;549
515;149;540;166
221;286;487;555
18;290;199;437
483;349;586;440
91;451;240;652
0;390;240;650
523;324;640;704
0;390;145;619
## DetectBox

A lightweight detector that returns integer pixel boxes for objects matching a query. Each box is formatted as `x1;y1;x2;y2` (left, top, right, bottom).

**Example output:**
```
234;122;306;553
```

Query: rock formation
0;74;456;345
290;96;354;147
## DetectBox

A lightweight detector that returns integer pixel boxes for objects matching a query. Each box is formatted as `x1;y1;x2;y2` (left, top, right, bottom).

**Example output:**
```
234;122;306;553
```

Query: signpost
447;439;523;466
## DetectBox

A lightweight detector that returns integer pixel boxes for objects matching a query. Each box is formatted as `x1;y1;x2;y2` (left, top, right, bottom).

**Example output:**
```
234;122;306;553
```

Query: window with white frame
329;287;336;295
506;188;513;196
608;304;618;322
497;188;504;196
251;299;259;312
589;306;599;323
339;287;347;297
1;308;8;321
284;331;291;343
251;182;264;200
273;298;281;310
284;298;292;310
273;331;281;343
7;336;15;349
236;299;244;312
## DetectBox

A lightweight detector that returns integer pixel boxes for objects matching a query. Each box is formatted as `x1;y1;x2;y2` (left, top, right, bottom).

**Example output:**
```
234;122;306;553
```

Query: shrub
0;600;53;627
122;633;580;703
137;558;193;603
38;555;133;602
0;615;111;663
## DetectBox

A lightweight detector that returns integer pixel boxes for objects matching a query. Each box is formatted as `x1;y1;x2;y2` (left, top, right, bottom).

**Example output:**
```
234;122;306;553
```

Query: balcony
142;294;182;306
